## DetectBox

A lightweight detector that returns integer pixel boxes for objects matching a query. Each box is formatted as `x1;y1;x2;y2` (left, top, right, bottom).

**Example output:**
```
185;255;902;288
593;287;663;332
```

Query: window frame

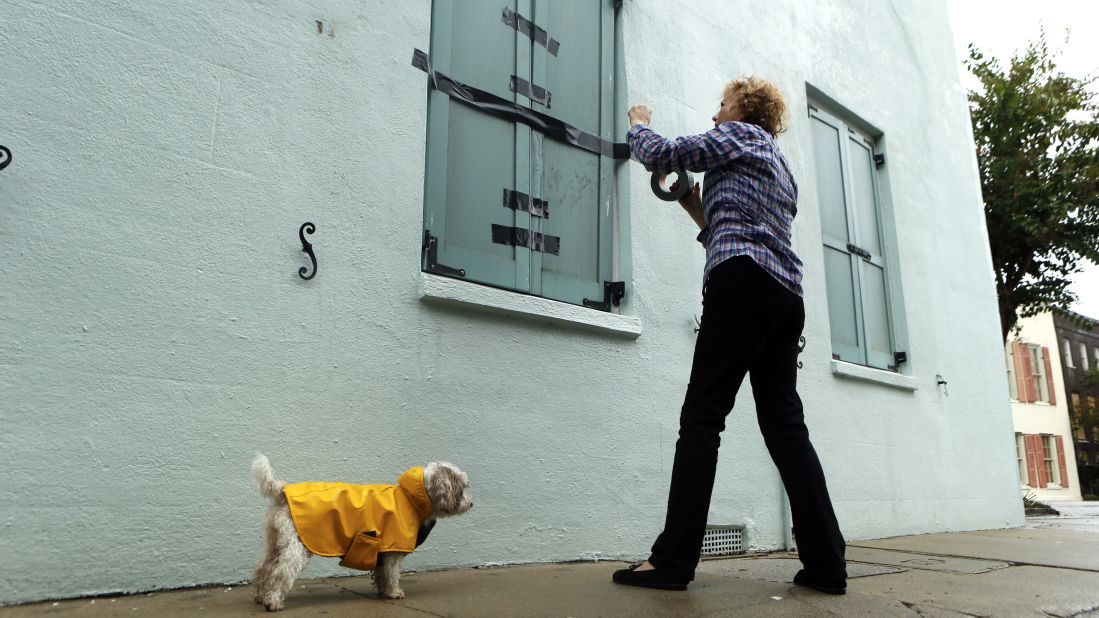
1071;392;1085;440
1027;344;1050;403
421;0;620;311
807;99;901;372
1015;433;1028;487
1063;338;1075;368
1089;395;1099;436
1042;435;1061;486
1081;342;1091;371
1006;345;1018;401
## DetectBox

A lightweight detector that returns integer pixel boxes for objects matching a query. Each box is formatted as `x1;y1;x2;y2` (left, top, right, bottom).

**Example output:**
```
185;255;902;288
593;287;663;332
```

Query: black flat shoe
793;569;846;595
612;564;689;591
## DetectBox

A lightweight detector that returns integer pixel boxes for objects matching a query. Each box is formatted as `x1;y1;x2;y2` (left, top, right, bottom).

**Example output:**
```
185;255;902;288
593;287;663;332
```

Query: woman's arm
627;122;762;174
675;181;706;230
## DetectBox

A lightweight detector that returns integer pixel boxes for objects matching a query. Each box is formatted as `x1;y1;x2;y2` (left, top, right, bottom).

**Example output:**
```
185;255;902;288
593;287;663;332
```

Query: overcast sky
946;0;1099;319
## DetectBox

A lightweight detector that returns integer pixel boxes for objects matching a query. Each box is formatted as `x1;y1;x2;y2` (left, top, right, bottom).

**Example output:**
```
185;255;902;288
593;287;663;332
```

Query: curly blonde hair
724;77;788;137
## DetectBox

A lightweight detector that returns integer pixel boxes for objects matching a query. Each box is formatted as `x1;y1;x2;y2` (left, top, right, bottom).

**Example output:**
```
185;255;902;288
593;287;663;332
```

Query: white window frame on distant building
1015;433;1028;486
1081;342;1091;371
1062;338;1074;368
1041;435;1062;487
1027;344;1050;403
1006;345;1018;401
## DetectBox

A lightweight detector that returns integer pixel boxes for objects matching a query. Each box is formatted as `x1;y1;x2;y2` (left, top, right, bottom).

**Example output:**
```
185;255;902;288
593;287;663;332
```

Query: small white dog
251;454;473;611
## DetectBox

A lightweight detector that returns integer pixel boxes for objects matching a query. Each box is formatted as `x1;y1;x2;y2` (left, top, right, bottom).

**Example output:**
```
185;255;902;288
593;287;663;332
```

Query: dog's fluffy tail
251;453;285;499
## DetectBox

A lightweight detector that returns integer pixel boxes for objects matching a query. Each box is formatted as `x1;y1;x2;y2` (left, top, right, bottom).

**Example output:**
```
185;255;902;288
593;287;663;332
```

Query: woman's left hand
628;104;652;127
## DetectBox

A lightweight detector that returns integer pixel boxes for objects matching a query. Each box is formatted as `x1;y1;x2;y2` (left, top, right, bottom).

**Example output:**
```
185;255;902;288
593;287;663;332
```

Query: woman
612;77;847;594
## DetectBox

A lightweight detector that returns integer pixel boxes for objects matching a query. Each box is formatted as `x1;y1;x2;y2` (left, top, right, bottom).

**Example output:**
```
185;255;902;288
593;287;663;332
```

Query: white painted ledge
417;273;642;339
830;360;918;391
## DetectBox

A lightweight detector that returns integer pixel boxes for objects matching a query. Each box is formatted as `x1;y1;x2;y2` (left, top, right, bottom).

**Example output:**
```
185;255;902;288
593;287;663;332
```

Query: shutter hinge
422;231;466;277
583;281;625;312
874;153;885;168
889;351;907;371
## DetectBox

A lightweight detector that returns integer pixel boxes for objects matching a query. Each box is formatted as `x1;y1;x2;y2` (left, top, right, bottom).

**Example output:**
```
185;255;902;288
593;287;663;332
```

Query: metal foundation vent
701;525;744;557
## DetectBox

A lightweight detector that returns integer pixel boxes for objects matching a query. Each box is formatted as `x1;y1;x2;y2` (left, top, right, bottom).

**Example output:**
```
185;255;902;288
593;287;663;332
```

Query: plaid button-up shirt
627;121;803;297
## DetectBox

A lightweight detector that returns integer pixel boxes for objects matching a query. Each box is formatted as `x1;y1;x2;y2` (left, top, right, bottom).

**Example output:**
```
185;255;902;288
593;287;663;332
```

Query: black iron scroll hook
0;145;11;172
298;222;317;280
796;336;807;369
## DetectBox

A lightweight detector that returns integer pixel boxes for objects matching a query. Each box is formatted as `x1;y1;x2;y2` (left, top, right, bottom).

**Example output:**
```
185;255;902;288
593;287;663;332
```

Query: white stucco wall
0;0;1021;604
1009;313;1083;501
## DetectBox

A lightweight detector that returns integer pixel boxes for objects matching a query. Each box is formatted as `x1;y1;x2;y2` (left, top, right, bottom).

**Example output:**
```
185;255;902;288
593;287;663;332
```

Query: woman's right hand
671;179;705;230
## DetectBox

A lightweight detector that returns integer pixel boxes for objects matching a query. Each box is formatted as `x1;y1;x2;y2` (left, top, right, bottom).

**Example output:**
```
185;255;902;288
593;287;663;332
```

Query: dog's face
424;461;473;517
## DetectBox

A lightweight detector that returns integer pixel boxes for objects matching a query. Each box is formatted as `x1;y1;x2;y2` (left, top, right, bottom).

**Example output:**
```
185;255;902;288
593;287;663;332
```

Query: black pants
649;256;846;580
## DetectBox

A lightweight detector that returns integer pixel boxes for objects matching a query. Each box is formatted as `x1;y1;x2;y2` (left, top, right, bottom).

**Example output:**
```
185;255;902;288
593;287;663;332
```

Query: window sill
830;360;918;391
417;272;642;339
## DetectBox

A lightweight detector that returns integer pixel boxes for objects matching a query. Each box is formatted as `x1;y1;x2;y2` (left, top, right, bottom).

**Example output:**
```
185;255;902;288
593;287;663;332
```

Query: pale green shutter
424;0;531;291
847;136;894;369
424;0;615;308
810;111;862;363
529;0;613;307
810;103;896;370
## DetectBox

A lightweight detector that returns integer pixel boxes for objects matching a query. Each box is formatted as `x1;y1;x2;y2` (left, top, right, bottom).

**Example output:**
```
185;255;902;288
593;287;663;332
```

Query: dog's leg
373;553;406;599
253;507;280;605
262;505;311;612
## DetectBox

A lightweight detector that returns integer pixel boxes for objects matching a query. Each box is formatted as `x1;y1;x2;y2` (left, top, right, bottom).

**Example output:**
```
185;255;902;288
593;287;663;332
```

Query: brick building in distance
1054;311;1099;497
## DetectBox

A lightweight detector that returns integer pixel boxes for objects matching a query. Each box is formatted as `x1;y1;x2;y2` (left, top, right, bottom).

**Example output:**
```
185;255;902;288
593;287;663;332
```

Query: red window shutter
1011;340;1028;400
1056;435;1069;488
1042;347;1056;405
1024;434;1039;487
1017;343;1036;403
1011;343;1028;400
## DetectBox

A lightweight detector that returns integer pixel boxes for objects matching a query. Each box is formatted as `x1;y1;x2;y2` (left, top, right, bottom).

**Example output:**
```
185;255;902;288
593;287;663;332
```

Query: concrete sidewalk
7;507;1099;617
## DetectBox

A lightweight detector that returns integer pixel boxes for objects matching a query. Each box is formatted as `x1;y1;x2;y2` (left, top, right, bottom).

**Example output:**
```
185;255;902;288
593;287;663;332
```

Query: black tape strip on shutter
491;224;560;255
501;7;560;56
412;49;628;160
503;189;548;218
510;75;551;108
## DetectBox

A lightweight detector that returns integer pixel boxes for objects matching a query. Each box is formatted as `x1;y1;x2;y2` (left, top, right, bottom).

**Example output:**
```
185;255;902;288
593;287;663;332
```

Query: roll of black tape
650;169;693;202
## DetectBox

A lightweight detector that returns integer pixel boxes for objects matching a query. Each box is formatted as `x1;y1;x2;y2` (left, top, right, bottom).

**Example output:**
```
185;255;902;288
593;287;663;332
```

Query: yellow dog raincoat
283;467;433;570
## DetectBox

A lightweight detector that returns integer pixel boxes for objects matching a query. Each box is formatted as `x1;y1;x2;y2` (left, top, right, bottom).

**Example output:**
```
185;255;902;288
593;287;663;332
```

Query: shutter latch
846;243;872;261
583;281;625;312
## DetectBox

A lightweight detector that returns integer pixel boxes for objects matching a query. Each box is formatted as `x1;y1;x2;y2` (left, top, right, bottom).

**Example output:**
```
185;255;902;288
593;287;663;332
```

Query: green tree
965;33;1099;341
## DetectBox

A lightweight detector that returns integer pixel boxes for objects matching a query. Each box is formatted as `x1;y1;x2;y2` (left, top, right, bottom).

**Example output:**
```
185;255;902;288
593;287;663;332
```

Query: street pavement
4;502;1099;617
